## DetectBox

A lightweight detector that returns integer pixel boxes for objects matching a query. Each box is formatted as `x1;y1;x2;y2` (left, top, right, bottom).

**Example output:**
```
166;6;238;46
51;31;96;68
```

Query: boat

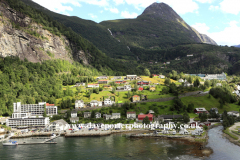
50;133;56;139
3;140;18;146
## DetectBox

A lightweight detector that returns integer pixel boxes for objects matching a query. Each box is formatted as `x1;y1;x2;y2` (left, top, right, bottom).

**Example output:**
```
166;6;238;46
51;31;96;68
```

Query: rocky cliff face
0;2;89;64
191;27;217;45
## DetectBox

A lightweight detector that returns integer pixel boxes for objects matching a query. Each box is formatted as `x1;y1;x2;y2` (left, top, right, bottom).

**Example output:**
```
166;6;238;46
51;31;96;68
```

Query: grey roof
112;113;120;116
75;100;84;103
84;112;91;114
90;100;99;103
70;117;79;121
71;110;77;114
51;119;68;125
159;115;183;119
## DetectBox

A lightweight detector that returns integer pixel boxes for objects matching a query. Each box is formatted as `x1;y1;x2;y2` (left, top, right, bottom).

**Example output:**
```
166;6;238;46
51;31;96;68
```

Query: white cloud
33;0;110;14
220;0;240;15
191;23;210;34
125;0;156;8
88;13;98;19
160;0;199;14
121;11;138;18
209;5;219;11
123;0;199;14
113;0;125;5
195;0;215;3
109;8;119;14
32;0;78;15
192;21;240;46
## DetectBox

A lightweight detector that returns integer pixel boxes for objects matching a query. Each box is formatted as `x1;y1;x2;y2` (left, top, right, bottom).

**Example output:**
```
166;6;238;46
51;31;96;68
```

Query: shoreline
10;128;213;157
10;129;151;139
129;129;213;157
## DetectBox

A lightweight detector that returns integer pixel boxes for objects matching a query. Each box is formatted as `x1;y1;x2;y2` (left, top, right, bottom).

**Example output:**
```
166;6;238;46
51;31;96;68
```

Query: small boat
3;140;18;146
50;133;56;139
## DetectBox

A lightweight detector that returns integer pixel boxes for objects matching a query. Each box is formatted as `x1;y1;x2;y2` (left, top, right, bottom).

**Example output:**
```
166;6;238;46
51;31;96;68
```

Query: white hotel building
6;102;58;128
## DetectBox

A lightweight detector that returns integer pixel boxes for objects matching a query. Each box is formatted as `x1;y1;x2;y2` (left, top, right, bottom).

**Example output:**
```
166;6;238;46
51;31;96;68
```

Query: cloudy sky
32;0;240;46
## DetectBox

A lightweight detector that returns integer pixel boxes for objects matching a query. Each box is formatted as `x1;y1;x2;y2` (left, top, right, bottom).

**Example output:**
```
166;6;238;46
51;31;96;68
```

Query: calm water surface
206;126;240;160
0;126;239;160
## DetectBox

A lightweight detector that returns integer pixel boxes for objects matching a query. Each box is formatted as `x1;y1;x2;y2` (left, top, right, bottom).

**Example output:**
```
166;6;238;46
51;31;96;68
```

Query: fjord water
0;136;200;160
0;126;239;160
206;126;240;160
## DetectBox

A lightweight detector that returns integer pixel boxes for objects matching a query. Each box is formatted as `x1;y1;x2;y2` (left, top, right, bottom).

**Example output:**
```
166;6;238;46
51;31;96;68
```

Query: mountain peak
139;2;183;22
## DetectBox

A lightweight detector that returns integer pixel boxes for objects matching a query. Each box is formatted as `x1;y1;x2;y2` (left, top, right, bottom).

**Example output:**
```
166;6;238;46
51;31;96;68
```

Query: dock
18;142;57;145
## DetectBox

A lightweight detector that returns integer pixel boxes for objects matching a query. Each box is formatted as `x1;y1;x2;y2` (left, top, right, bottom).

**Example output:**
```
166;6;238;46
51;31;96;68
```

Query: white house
71;110;78;118
49;119;68;131
111;113;121;119
216;83;222;87
159;75;165;79
124;85;131;91
178;79;184;83
184;82;192;87
87;84;99;88
75;100;85;109
149;110;155;114
227;111;239;117
187;54;193;57
126;75;137;79
166;62;170;64
104;99;115;106
126;112;136;119
97;76;108;80
103;114;112;120
90;100;102;107
95;112;101;118
84;112;91;118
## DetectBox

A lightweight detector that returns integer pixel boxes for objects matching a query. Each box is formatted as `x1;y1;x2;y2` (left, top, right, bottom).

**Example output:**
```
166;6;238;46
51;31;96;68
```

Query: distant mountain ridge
234;45;240;48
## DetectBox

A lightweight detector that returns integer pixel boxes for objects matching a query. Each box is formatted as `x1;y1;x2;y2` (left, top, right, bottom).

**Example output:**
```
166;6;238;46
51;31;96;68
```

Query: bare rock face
0;3;89;64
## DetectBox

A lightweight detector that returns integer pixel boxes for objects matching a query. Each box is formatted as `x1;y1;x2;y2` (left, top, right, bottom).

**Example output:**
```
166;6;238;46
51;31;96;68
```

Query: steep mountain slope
0;0;139;75
20;0;134;60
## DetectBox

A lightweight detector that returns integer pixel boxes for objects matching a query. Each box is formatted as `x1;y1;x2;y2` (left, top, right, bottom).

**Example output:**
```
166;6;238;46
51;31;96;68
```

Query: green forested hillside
143;44;240;74
0;57;99;116
20;0;134;60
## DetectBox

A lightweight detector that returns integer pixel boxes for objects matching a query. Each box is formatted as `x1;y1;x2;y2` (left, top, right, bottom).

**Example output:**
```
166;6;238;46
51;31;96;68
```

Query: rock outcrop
0;2;89;64
191;27;217;45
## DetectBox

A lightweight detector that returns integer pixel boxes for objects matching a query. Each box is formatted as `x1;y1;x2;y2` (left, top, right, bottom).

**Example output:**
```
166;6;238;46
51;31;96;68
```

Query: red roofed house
138;113;153;122
152;74;159;77
115;80;127;84
138;87;143;91
98;80;108;84
137;81;150;85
